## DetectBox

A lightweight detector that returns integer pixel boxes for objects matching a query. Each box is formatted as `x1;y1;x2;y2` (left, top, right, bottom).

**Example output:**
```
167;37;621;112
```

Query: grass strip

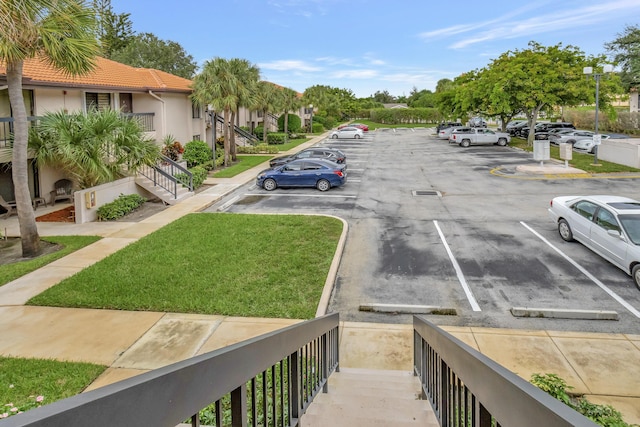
0;236;102;287
212;155;272;177
28;213;343;319
510;138;640;174
0;357;105;419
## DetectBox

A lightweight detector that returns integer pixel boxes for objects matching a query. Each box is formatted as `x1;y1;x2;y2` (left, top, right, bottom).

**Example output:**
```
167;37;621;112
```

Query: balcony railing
0;116;40;149
413;315;598;427
2;313;339;427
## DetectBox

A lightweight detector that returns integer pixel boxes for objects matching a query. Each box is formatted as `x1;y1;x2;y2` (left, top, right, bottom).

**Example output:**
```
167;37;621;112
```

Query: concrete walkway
1;133;639;424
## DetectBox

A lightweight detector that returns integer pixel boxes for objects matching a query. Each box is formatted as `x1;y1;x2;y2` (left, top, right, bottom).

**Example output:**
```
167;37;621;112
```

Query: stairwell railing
137;154;193;200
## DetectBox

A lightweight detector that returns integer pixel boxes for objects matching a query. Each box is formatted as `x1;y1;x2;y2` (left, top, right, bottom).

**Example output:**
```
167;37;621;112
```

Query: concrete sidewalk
1;134;639;424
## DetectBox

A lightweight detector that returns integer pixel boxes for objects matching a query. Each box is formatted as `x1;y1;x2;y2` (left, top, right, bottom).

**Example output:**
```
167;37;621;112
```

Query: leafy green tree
29;109;159;188
605;24;640;93
371;90;395;103
93;0;133;58
487;42;601;145
0;0;100;257
111;33;197;79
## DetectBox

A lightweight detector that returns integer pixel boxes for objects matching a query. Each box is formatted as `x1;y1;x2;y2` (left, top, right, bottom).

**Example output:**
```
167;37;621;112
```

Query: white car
331;126;364;139
438;126;465;140
548;195;640;289
573;134;610;154
548;130;594;145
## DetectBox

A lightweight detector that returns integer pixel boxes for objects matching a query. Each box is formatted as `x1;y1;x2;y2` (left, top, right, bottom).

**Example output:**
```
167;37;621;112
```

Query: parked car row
511;121;576;139
258;146;349;192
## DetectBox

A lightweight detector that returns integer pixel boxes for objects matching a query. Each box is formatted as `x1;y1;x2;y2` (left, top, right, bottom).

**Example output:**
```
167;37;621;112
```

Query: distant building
382;103;408;109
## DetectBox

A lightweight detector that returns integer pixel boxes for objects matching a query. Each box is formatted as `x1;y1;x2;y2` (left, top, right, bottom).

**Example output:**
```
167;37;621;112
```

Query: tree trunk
262;109;268;144
7;61;41;257
223;108;231;166
230;110;237;161
284;112;289;143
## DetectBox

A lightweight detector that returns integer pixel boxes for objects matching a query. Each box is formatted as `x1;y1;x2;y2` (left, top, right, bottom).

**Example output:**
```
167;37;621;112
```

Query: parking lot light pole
583;64;613;166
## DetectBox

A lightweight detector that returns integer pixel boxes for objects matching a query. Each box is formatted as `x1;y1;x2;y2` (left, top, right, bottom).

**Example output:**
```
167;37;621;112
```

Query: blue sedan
256;159;346;192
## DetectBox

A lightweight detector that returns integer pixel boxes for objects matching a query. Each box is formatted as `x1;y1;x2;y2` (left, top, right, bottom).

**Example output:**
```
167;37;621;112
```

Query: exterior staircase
135;175;193;205
299;368;439;426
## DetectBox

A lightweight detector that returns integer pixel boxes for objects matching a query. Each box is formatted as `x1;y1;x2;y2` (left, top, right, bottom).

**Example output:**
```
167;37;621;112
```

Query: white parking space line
218;195;240;212
520;221;640;319
433;220;482;312
244;193;357;199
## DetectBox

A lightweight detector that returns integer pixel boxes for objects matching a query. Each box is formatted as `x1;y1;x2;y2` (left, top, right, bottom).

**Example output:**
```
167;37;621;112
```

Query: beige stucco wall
599;138;640;169
33;87;84;114
73;177;154;224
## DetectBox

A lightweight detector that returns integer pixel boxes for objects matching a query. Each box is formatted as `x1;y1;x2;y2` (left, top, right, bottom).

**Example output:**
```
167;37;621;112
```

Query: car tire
632;264;640;291
316;179;330;192
558;219;574;242
567;139;576;144
460;139;470;147
497;138;507;146
354;134;361;139
263;178;277;191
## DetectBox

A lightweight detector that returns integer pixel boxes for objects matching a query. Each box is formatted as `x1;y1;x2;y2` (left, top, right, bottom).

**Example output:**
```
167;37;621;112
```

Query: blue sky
110;0;640;98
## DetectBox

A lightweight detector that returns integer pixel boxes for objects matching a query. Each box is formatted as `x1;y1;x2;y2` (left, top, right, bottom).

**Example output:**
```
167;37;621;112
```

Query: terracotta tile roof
0;56;192;93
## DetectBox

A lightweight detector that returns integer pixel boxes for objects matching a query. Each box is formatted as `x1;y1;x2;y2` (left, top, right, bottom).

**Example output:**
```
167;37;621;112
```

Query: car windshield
618;214;640;245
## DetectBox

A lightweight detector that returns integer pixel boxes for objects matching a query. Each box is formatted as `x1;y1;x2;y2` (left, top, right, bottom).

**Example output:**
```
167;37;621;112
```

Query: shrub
311;122;324;133
278;113;302;132
182;140;212;167
267;133;287;144
253;126;265;138
161;134;184;161
238;144;279;154
97;194;146;221
530;373;633;427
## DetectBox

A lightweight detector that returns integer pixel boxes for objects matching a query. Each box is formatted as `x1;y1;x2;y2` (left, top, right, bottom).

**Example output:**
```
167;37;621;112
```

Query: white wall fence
599;138;640;169
73;177;154;224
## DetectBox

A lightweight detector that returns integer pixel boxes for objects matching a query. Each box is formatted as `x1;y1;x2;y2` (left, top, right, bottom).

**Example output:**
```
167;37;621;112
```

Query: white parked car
331;126;364;139
572;134;610;154
549;130;595;145
548;195;640;289
438;126;465;140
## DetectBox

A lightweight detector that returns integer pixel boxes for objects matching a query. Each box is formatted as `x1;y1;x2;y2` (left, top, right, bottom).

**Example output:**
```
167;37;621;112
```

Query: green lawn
0;236;102;287
212;155;272;178
0;357;106;420
28;213;343;319
353;119;436;130
510;138;640;174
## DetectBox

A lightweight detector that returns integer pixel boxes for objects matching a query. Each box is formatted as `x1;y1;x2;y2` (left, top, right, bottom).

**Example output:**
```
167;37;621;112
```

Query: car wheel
567;139;576;144
460;139;470;147
558;219;574;242
316;179;330;192
497;138;507;146
632;265;640;291
354;134;361;139
263;178;277;191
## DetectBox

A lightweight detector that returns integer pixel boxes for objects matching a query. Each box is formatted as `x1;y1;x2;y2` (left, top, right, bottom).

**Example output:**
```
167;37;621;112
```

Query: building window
86;92;111;112
192;103;201;119
193;135;201;141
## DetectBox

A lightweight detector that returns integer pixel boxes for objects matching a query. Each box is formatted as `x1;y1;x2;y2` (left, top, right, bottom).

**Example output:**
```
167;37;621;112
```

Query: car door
589;207;628;269
278;162;303;186
569;200;599;242
478;129;494;144
299;161;324;186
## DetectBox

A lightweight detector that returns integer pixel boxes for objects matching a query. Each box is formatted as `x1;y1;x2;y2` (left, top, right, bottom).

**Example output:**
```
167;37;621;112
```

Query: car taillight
550;200;553;207
334;170;344;177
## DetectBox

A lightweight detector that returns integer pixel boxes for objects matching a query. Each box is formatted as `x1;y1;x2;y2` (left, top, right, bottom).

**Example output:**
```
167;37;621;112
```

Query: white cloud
259;60;321;72
330;69;379;79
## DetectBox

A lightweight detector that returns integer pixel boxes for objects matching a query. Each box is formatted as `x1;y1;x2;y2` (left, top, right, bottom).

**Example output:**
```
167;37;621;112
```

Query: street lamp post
583;64;613;165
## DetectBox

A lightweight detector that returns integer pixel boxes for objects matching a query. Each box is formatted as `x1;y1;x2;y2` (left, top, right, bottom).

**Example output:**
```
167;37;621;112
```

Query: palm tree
228;58;259;161
0;0;100;257
281;87;301;142
252;81;283;145
29;109;160;188
191;57;261;166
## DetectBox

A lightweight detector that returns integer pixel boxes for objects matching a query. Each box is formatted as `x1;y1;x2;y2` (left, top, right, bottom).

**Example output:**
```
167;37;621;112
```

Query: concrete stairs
135;176;194;205
299;368;439;426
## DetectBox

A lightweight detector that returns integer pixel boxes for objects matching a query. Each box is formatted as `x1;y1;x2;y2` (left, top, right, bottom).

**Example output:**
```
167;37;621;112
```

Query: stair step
299;368;438;427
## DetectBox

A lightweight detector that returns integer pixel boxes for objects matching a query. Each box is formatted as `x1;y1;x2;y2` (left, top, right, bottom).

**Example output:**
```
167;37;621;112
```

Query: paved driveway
206;128;640;334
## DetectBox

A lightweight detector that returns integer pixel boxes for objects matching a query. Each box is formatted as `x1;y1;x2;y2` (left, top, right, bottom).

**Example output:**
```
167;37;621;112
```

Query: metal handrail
413;316;598;427
3;313;340;427
215;114;258;142
137;155;193;199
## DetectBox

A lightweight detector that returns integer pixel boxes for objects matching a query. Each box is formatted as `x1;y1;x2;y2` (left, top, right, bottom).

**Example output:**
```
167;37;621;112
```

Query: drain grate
412;190;442;197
